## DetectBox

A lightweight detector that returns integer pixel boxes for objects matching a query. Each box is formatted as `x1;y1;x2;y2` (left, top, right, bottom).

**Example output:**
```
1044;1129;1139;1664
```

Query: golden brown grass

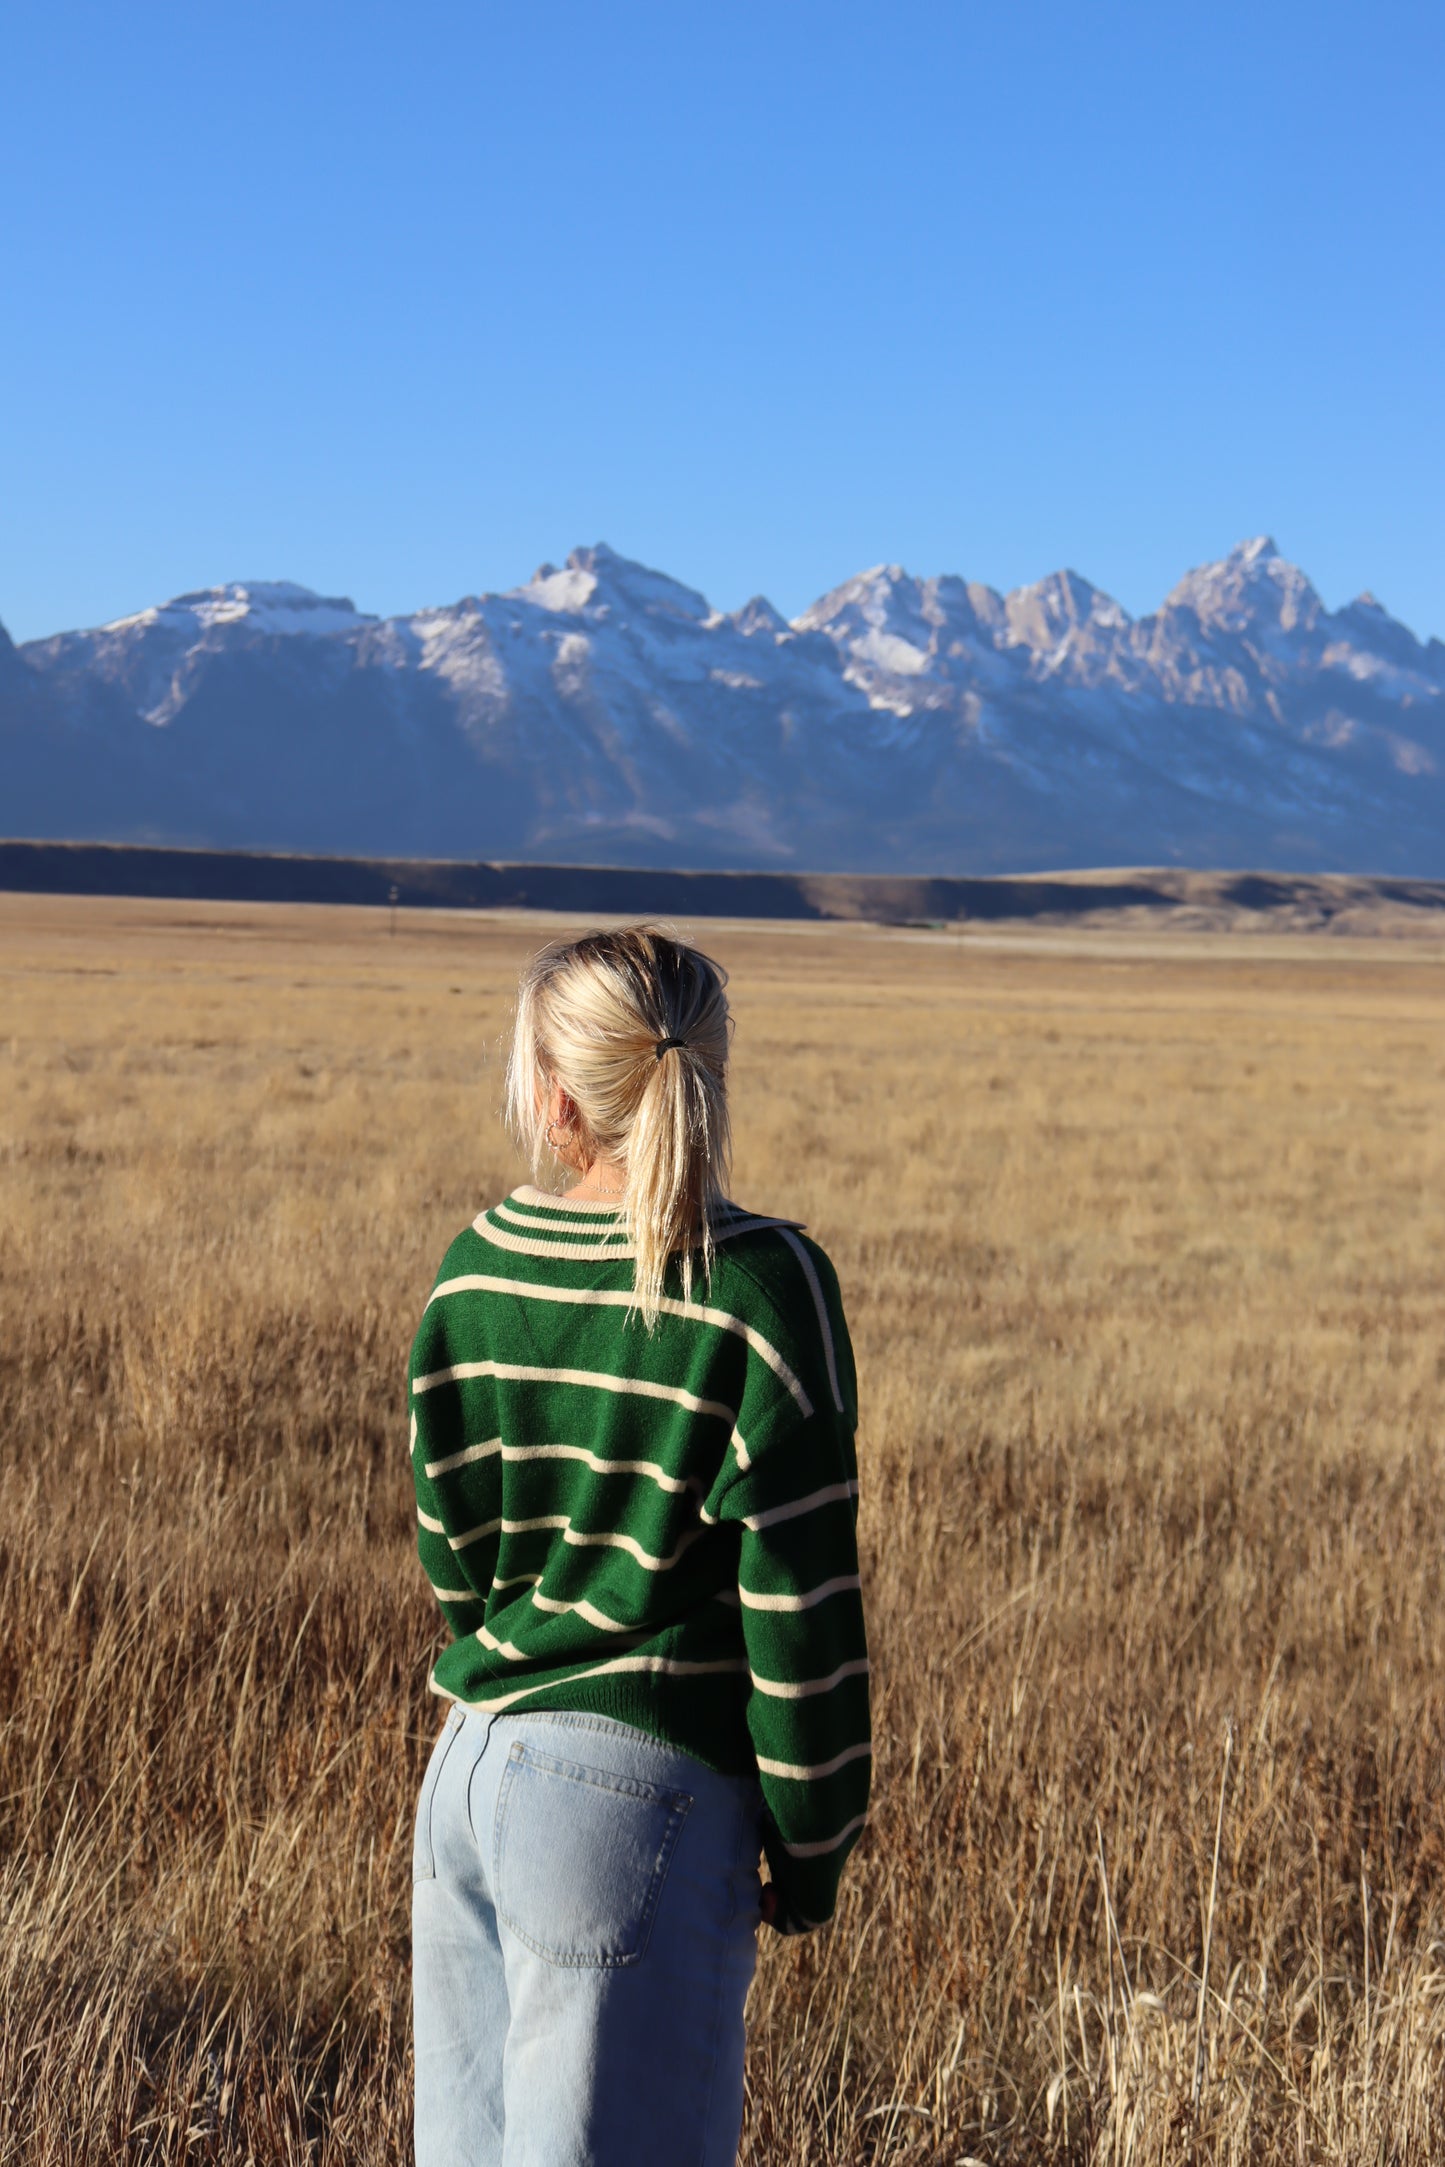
3;894;1445;2164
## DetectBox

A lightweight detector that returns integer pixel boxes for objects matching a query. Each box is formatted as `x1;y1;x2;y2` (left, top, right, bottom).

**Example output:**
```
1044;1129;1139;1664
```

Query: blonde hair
504;924;733;1328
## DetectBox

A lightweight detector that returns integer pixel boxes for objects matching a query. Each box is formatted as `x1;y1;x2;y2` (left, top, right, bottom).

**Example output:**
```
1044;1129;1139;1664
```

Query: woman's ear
549;1080;573;1130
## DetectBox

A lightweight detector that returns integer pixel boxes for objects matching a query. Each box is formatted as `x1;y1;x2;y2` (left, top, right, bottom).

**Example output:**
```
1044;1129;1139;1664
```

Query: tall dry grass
2;895;1444;2164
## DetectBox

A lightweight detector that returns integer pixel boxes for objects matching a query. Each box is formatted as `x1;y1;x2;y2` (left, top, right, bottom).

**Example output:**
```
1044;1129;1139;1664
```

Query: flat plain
3;893;1444;2165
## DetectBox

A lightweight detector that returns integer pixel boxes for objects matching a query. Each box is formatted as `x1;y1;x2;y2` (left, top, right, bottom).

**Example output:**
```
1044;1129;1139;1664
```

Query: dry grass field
3;893;1444;2165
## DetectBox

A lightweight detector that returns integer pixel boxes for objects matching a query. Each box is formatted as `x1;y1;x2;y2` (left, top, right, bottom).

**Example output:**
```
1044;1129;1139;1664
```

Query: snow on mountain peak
791;563;917;634
102;581;372;639
790;564;938;680
11;533;1445;880
518;561;600;615
1164;537;1321;636
855;563;912;600
515;544;713;626
578;545;714;624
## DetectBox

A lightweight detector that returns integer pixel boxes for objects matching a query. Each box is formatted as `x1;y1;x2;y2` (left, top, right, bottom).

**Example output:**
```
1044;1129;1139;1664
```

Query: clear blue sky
2;0;1441;645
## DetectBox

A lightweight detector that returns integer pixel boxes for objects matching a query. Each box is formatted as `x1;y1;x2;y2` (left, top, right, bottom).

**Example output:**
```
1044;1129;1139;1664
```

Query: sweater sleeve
713;1245;871;1934
407;1262;493;1642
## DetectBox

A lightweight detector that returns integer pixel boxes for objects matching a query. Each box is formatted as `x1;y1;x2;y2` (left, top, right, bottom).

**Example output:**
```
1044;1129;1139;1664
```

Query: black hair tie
654;1036;689;1059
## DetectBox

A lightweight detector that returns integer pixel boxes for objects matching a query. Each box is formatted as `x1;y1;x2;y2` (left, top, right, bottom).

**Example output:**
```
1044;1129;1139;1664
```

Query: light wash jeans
412;1701;767;2167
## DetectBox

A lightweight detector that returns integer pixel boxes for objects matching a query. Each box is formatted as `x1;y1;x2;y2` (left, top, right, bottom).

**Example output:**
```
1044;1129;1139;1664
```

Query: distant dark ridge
3;841;1445;930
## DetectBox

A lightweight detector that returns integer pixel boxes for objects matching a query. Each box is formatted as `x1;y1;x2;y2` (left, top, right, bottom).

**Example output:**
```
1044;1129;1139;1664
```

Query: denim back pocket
413;1704;466;1884
492;1740;692;1967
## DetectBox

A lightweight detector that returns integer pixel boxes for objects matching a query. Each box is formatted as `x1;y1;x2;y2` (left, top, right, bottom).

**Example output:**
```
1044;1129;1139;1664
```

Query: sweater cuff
764;1888;829;1937
758;1826;845;1936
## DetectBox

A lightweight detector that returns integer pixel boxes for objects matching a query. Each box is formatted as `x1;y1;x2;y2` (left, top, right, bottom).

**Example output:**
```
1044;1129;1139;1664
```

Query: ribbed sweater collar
509;1184;625;1217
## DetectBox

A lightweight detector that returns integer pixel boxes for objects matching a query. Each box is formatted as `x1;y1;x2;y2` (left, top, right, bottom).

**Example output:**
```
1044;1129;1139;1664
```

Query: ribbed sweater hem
426;1663;758;1785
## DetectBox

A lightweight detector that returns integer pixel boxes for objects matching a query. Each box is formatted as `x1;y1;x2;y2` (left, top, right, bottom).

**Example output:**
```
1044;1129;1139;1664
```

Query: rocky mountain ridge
4;538;1442;874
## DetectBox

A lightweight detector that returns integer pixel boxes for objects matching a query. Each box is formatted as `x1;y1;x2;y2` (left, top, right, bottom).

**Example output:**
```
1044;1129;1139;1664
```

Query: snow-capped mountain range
4;537;1443;874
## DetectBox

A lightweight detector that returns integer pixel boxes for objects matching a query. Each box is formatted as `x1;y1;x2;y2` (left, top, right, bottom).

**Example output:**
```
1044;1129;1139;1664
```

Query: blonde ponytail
503;926;733;1327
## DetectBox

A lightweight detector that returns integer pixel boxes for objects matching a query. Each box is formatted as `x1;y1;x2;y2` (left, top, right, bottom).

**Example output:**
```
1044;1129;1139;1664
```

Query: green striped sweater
407;1184;871;1935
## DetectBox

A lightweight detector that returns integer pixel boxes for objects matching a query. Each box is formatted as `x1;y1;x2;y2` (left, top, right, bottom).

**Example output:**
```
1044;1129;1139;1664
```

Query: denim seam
490;1709;699;1762
413;1705;466;1884
692;1784;742;2165
503;1744;693;1812
489;1710;762;1795
460;1708;502;1855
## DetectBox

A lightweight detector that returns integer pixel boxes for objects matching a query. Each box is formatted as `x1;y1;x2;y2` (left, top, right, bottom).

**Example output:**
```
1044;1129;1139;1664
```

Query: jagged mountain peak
514;558;600;614
727;595;792;640
1003;567;1131;653
515;543;713;625
791;563;923;636
1333;590;1401;634
564;541;623;572
789;563;1016;689
8;535;1443;882
1163;536;1322;635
